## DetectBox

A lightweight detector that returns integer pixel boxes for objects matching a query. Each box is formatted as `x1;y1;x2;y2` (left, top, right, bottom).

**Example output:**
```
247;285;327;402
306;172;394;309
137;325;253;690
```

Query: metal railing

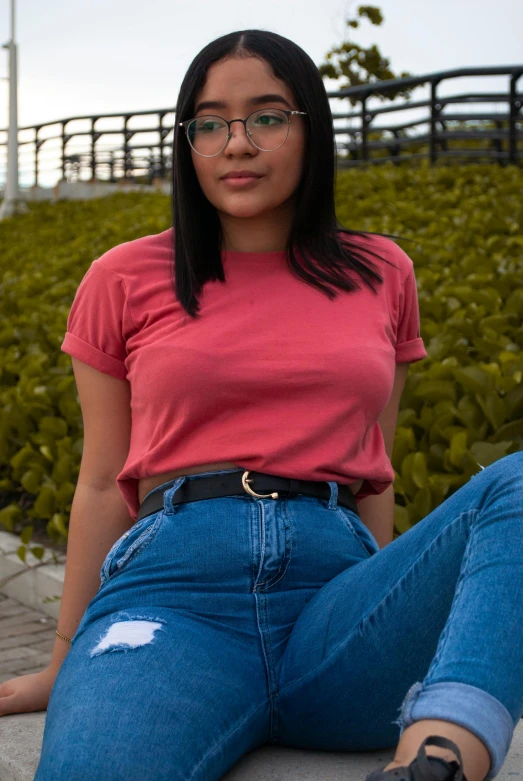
2;64;522;188
333;65;522;168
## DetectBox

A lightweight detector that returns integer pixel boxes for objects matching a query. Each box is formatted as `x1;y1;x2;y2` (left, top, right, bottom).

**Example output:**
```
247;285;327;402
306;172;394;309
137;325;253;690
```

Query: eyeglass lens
187;109;289;155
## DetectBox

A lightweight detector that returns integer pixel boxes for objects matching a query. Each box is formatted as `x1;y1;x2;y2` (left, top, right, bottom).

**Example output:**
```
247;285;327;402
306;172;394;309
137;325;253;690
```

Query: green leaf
413;486;433;519
39;445;54;462
39;416;68;437
411;452;429;489
449;431;468;469
414;380;457;404
20;525;34;545
33;486;57;519
20;469;44;494
454;366;495;394
0;504;23;532
49;513;68;537
469;441;514;466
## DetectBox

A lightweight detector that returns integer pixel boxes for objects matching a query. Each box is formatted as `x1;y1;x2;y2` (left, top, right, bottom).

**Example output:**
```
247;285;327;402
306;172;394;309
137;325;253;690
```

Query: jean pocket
336;504;380;558
99;510;165;586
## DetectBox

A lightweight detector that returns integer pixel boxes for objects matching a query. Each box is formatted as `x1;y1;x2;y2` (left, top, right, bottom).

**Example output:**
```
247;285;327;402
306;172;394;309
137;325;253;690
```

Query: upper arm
71;357;132;491
377;362;410;460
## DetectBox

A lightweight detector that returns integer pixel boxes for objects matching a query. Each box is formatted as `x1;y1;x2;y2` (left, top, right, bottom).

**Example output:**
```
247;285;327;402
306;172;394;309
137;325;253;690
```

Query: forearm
356;484;395;549
49;483;134;672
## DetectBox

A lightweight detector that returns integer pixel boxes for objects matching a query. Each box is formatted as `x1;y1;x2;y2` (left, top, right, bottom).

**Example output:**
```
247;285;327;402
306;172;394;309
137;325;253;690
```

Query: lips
221;172;263;179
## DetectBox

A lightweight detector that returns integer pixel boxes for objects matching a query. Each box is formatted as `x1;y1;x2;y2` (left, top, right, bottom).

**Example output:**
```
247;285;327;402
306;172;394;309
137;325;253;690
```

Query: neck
219;200;294;253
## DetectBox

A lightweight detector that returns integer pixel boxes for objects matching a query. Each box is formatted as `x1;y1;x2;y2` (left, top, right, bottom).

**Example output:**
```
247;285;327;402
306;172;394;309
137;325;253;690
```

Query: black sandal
365;735;469;781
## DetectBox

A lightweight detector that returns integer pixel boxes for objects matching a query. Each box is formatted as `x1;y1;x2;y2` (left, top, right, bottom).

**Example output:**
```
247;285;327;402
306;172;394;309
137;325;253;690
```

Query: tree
318;4;415;106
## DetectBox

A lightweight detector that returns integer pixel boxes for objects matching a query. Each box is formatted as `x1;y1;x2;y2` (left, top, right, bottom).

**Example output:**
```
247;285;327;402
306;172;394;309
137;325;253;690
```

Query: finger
0;691;20;717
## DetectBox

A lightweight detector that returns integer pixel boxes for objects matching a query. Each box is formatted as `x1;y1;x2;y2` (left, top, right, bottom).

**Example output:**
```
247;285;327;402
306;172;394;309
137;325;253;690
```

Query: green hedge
0;159;522;556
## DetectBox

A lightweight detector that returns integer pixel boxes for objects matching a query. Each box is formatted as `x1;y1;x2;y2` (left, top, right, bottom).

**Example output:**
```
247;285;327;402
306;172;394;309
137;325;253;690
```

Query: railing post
61;121;66;181
430;80;441;165
508;72;522;166
108;150;115;183
90;117;101;182
34;126;39;187
493;120;503;162
146;147;154;183
158;111;168;180
123;115;130;179
90;118;95;181
361;95;368;162
390;130;400;164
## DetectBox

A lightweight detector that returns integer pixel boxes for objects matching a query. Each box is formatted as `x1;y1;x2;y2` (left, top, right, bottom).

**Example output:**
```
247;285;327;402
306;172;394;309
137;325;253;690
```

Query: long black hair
171;28;412;319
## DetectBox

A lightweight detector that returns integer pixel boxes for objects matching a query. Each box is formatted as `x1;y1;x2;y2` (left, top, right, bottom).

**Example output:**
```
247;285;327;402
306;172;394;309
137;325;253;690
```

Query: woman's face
189;55;306;223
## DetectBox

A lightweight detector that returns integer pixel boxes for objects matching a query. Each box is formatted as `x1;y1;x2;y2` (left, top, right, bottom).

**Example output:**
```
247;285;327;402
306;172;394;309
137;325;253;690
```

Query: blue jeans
35;453;523;781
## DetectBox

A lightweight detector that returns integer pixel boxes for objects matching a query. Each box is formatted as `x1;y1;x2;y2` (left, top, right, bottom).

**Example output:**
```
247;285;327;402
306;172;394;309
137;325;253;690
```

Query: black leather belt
137;469;360;522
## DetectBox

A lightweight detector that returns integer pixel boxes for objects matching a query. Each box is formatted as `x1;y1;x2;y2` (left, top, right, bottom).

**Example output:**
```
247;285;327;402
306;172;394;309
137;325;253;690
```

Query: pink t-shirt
61;228;427;521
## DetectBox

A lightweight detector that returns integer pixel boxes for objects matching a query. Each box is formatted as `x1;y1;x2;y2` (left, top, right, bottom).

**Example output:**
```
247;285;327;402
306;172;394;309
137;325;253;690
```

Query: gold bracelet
56;630;72;644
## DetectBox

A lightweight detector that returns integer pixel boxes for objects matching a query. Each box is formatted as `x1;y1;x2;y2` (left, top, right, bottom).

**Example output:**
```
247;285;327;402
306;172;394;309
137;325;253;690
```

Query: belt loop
326;480;339;509
163;475;188;515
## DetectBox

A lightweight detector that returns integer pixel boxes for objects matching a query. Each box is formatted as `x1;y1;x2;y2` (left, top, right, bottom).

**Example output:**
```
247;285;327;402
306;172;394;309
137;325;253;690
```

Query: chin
219;201;270;219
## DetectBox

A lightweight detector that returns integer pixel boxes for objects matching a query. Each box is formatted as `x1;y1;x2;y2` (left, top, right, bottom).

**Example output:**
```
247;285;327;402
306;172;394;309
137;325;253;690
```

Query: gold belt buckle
242;470;279;499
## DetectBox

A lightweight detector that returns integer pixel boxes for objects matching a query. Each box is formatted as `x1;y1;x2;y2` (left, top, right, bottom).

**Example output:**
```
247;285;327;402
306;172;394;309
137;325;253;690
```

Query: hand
0;667;58;716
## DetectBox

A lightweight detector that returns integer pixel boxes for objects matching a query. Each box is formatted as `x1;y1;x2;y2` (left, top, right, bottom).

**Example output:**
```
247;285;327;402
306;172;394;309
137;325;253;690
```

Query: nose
224;119;256;153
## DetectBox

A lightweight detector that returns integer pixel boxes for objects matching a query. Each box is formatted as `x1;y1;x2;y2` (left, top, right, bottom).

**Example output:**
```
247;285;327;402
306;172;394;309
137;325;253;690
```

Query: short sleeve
395;265;428;364
61;262;128;380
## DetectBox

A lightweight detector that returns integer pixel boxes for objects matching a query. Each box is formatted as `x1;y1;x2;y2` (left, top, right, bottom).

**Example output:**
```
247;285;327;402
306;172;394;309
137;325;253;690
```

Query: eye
193;116;224;133
253;112;285;126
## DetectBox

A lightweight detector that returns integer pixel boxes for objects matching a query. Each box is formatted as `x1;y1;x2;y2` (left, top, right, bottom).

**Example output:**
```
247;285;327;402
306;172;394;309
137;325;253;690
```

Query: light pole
0;0;28;219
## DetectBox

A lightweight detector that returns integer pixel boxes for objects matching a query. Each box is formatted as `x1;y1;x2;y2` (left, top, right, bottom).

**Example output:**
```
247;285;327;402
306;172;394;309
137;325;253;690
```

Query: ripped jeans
34;453;523;781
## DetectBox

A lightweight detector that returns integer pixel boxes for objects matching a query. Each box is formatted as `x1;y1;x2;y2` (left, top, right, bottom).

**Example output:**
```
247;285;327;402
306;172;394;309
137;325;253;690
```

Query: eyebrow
194;93;293;115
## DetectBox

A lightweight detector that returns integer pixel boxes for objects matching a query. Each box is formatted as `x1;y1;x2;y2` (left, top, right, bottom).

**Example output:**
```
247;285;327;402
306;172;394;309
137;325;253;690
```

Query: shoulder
91;228;173;282
338;231;414;283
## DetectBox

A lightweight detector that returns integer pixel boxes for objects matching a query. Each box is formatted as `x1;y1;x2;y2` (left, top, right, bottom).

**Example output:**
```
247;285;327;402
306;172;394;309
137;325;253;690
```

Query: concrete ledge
0;712;521;780
1;179;171;202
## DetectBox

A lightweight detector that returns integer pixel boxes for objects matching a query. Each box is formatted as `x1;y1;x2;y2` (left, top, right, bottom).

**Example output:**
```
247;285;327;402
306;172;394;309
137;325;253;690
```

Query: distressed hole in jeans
90;619;165;658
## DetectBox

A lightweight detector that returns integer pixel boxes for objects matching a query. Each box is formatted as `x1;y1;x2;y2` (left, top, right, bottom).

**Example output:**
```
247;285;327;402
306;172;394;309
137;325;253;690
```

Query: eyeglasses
178;108;307;157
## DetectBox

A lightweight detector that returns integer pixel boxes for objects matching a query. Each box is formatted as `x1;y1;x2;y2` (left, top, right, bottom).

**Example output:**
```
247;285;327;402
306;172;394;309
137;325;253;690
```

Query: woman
18;29;522;781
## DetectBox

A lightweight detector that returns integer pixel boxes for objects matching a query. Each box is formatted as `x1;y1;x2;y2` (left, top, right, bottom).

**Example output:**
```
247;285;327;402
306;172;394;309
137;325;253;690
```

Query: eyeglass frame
178;108;307;157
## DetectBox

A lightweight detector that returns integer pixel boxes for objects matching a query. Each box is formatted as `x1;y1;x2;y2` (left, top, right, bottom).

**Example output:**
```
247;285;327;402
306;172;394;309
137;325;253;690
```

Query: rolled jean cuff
393;681;515;779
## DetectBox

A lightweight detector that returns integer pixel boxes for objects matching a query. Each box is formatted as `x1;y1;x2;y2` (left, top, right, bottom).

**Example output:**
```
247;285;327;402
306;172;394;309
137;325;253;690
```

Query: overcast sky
1;0;521;187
